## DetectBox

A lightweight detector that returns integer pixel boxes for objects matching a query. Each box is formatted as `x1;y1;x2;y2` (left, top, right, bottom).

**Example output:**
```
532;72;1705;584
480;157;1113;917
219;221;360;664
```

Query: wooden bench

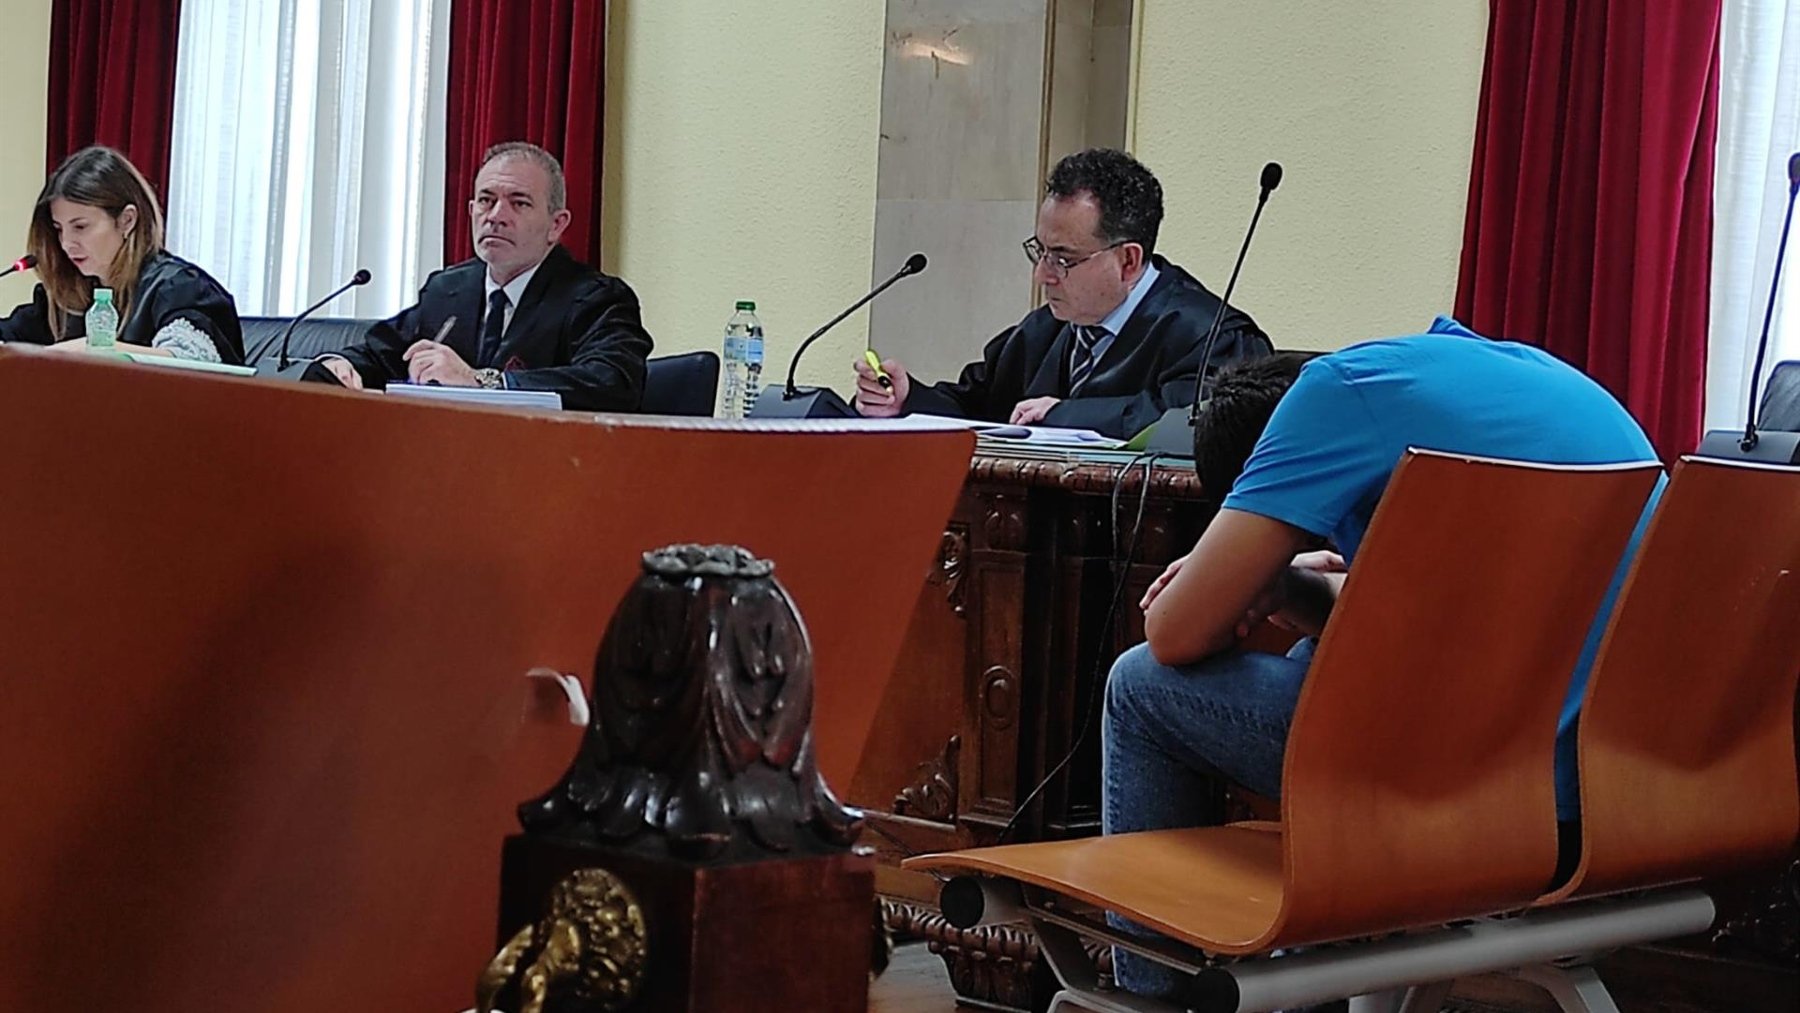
904;450;1800;1012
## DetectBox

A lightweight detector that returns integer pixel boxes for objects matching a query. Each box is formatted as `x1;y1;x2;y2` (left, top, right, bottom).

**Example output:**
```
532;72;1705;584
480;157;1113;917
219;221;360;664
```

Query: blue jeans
1101;638;1316;1000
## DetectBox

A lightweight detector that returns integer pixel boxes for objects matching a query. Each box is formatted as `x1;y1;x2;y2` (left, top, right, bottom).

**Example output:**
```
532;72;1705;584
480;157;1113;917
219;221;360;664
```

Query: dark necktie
1069;324;1105;396
477;288;510;368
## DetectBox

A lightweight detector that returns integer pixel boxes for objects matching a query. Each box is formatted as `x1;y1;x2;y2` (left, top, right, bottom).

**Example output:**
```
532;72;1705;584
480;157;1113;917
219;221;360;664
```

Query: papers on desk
382;383;563;411
726;411;1131;460
123;352;257;376
905;414;1126;449
885;414;1135;463
783;414;984;432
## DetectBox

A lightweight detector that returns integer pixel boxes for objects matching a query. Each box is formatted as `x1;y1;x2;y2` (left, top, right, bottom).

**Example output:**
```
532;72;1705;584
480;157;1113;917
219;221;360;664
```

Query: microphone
1696;151;1800;464
1142;161;1283;457
749;253;929;419
279;268;370;369
0;254;37;280
255;268;372;384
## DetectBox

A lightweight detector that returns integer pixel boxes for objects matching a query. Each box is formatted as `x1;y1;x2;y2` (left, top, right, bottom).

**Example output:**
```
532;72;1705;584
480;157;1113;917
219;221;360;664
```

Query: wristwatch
472;368;503;389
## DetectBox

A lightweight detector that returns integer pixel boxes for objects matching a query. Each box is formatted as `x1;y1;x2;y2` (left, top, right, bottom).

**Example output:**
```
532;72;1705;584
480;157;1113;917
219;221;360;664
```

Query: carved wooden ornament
518;545;863;862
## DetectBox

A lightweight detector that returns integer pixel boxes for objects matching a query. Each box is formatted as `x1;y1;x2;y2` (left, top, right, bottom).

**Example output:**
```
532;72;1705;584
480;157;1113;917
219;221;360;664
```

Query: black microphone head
17;253;37;271
1260;162;1284;193
1788;151;1800;187
351;268;372;286
903;252;928;275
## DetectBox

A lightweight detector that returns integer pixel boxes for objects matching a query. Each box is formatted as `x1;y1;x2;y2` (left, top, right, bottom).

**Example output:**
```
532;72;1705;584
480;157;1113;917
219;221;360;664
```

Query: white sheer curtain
1707;0;1800;429
167;0;451;318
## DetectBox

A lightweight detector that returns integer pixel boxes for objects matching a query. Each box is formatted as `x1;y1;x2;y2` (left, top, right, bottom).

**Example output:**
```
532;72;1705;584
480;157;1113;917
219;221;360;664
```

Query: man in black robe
853;149;1269;440
321;142;651;411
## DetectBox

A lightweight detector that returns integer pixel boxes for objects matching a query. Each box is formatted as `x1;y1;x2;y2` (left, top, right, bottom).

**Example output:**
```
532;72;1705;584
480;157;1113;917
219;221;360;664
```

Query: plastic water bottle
720;300;764;418
85;288;119;351
740;304;765;416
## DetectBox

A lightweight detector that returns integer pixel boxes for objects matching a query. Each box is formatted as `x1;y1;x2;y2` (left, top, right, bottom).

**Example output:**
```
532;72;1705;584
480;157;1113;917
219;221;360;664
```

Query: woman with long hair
0;146;243;363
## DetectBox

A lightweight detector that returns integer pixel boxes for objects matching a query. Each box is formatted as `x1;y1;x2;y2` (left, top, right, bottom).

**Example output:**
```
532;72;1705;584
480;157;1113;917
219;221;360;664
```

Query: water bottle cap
735;300;756;311
94;288;113;303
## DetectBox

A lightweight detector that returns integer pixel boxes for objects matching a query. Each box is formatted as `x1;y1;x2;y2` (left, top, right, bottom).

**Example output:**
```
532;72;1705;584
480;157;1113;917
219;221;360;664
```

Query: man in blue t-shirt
1104;317;1662;1001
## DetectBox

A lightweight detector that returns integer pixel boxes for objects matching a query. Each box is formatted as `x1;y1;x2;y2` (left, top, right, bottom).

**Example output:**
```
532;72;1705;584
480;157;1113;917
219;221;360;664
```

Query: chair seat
905;822;1287;955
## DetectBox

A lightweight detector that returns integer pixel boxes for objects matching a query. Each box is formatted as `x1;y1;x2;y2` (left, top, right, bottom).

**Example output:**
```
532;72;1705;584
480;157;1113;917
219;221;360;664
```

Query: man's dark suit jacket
902;255;1271;439
338;246;652;411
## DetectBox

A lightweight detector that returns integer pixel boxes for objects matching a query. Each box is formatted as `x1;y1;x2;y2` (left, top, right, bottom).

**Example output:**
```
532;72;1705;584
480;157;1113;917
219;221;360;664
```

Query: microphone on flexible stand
0;254;37;280
255;268;372;384
1142;161;1283;457
749;253;929;419
1696;152;1800;464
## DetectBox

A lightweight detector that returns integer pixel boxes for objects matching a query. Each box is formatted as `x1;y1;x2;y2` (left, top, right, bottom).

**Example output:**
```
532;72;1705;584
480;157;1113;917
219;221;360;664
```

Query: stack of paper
383;383;564;411
972;424;1123;449
900;413;1125;451
123;353;256;377
727;412;1137;461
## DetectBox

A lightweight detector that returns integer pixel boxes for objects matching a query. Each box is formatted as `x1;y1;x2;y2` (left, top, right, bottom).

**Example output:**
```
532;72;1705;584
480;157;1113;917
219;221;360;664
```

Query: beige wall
0;0;51;311
601;1;886;389
7;2;1484;368
1132;2;1490;350
604;0;1489;385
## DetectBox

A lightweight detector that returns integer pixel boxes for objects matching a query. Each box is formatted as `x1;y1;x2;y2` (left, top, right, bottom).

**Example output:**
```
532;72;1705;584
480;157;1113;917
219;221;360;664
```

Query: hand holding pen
402;316;462;386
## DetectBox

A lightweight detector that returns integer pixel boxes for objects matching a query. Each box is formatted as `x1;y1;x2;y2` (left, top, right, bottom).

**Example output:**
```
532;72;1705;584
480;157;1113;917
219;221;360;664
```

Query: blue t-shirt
1222;317;1663;820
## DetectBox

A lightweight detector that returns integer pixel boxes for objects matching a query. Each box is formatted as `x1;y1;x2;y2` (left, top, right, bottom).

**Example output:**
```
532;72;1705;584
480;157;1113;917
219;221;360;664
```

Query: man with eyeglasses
320;142;653;411
853;148;1269;439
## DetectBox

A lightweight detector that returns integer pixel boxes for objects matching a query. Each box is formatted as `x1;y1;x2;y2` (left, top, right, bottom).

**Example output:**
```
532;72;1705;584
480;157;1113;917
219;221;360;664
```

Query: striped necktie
477;288;510;368
1069;324;1105;396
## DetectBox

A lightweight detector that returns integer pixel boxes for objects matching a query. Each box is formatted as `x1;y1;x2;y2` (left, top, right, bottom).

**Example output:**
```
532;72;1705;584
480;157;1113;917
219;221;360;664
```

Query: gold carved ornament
475;867;648;1013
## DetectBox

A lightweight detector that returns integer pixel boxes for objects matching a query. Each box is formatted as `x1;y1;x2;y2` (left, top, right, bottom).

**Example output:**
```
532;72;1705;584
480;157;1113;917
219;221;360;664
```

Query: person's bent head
29;146;165;338
1026;148;1163;326
468;141;571;286
1192;352;1318;496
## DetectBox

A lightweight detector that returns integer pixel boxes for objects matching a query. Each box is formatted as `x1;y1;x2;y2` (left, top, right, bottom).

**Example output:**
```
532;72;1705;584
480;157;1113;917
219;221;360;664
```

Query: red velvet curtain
1455;0;1722;460
445;0;607;268
47;0;184;205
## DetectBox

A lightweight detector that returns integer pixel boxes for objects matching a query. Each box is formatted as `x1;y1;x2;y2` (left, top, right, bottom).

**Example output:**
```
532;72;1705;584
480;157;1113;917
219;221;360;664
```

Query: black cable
863;453;1163;862
996;451;1167;844
861;817;928;863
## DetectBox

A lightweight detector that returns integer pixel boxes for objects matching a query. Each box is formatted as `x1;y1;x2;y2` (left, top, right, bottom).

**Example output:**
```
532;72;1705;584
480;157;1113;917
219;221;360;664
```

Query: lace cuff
150;318;223;363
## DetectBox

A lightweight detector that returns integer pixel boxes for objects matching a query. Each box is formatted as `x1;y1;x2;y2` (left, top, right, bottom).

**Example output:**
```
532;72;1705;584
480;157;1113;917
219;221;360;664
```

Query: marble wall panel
1089;0;1132;151
1046;10;1094;163
868;0;1135;389
867;197;1041;383
877;0;1051;203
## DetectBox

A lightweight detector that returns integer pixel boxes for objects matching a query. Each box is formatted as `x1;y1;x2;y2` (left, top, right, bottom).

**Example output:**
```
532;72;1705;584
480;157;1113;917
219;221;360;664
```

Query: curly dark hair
1193;352;1321;496
1045;148;1164;255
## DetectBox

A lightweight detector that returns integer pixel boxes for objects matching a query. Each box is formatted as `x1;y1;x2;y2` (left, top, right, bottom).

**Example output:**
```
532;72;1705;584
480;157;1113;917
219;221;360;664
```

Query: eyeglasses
1022;237;1128;278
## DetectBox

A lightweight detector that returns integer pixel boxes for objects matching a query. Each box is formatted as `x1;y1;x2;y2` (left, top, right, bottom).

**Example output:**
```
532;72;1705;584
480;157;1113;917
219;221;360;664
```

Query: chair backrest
1760;360;1800;431
1273;450;1664;947
241;316;377;365
1549;457;1800;901
642;350;721;417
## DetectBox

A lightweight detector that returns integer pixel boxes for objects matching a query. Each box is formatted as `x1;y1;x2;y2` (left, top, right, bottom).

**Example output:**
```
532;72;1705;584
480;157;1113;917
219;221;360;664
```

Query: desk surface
968;453;1205;496
0;350;973;1013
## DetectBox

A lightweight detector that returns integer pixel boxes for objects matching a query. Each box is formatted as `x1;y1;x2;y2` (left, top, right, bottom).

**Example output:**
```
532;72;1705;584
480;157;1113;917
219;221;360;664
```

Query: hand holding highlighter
864;348;892;389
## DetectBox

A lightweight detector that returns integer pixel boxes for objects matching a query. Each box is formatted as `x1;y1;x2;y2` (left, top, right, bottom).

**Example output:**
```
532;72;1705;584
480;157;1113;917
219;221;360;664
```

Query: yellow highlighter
864;348;892;389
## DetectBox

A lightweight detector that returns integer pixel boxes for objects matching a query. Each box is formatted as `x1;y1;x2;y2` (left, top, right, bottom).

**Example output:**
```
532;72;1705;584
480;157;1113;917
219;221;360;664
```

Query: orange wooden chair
1499;456;1800;1009
905;450;1669;1012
